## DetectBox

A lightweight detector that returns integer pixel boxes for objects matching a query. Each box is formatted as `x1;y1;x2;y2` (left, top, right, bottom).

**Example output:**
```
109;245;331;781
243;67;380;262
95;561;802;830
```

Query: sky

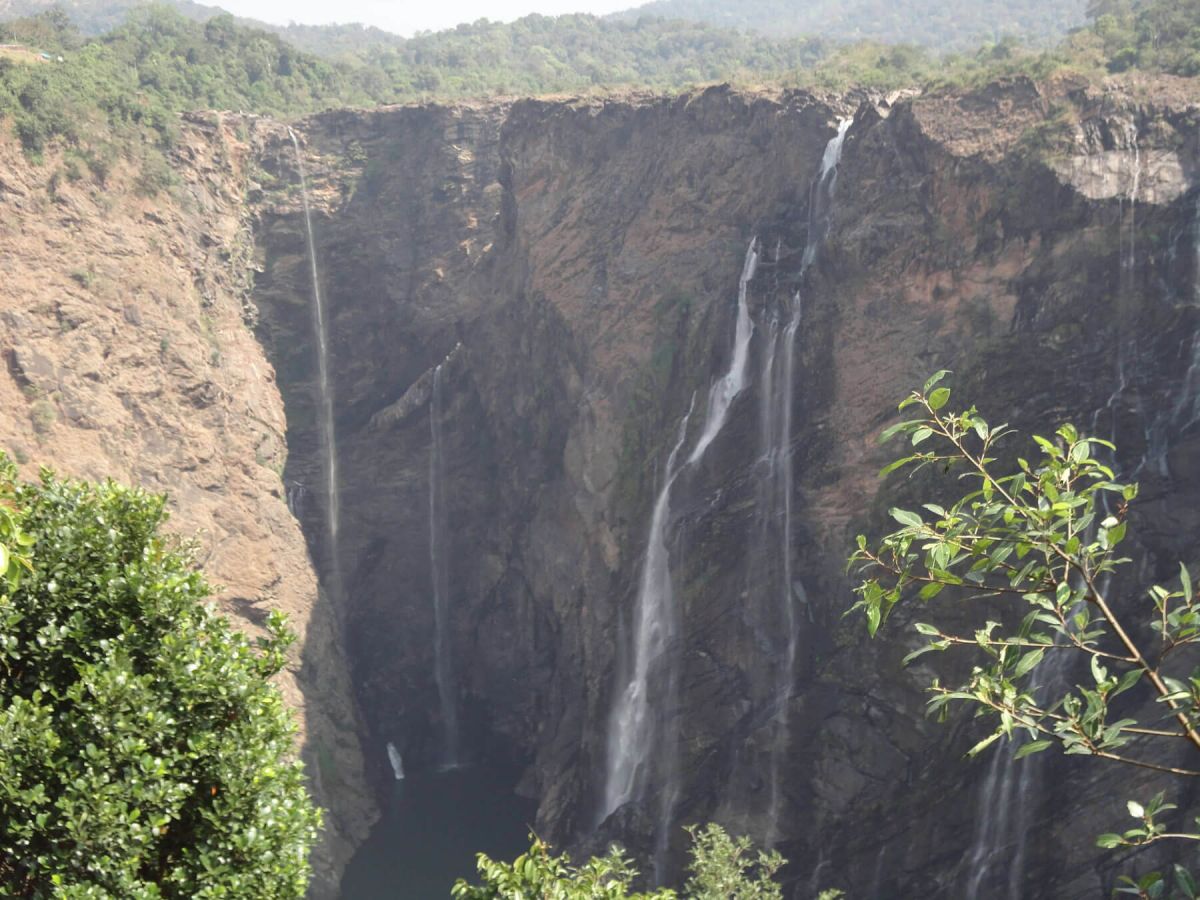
209;0;637;35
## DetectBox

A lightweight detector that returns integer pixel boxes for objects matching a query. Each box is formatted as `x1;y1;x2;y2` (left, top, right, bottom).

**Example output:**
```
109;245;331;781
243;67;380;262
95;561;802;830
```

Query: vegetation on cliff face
0;454;319;897
853;376;1200;897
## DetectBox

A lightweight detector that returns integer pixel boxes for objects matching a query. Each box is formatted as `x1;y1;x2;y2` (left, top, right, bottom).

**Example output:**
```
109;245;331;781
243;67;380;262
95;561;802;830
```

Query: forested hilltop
613;0;1090;50
2;0;1093;56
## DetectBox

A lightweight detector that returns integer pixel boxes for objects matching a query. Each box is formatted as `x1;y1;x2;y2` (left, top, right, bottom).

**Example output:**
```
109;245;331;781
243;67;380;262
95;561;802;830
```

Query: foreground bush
0;454;320;897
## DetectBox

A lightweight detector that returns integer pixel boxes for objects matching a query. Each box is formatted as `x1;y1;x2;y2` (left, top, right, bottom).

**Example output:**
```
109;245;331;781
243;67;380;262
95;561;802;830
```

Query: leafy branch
849;373;1200;890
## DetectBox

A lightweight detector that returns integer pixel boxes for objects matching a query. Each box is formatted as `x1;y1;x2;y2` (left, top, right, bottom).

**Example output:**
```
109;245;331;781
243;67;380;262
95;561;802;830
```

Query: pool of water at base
339;762;538;899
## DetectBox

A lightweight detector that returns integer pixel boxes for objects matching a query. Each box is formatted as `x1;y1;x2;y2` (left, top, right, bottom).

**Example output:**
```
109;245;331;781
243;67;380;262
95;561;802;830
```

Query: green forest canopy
613;0;1090;51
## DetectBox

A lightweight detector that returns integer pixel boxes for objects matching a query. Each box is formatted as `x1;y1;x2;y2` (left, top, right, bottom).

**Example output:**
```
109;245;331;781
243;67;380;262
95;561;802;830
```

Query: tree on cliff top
851;374;1200;896
0;453;320;897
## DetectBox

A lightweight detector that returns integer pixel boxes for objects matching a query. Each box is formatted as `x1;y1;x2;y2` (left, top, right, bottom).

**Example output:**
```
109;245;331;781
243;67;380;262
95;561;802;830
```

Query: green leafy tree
0;454;320;897
850;373;1200;898
451;823;786;899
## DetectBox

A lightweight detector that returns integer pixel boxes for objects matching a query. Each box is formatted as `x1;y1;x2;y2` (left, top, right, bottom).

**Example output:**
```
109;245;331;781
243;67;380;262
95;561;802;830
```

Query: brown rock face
0;113;371;897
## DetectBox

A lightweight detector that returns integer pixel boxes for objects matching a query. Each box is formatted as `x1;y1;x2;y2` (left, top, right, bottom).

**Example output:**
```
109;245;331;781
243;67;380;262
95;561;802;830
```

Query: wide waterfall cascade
288;129;342;557
603;398;696;819
429;363;460;768
387;742;406;781
759;117;852;845
688;239;759;465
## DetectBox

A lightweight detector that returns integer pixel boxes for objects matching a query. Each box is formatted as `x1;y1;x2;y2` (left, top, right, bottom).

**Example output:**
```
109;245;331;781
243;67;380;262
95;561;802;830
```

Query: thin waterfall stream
762;117;851;844
289;127;343;587
429;363;461;768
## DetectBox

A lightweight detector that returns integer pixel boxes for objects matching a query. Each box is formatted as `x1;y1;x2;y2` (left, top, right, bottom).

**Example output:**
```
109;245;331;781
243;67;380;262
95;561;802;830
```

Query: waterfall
1170;195;1200;433
387;742;406;781
1125;124;1141;271
288;129;341;560
688;240;759;465
762;116;852;845
603;398;695;820
429;363;460;768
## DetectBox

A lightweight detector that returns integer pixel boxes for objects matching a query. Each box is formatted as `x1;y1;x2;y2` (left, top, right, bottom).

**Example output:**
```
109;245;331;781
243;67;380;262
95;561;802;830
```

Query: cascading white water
429;363;460;768
688;240;759;465
288;129;342;557
762;117;851;845
603;399;696;819
386;742;406;781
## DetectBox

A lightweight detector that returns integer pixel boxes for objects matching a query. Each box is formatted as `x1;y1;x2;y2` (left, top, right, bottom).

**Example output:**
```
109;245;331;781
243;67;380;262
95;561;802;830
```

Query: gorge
2;71;1200;899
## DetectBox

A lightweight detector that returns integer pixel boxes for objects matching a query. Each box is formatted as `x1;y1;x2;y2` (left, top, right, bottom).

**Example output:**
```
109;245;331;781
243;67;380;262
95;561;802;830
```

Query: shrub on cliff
0;453;320;897
851;374;1200;895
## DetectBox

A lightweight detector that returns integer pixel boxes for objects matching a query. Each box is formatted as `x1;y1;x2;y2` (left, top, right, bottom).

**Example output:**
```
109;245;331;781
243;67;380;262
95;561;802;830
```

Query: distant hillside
0;0;416;61
613;0;1090;49
0;0;221;33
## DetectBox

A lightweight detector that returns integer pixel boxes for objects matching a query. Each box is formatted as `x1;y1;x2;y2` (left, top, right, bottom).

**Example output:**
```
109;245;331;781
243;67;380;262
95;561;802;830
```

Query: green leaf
1183;563;1193;604
1014;739;1052;759
1128;800;1145;818
889;508;924;528
919;582;945;600
879;419;925;443
912;427;934;446
966;731;1001;757
879;456;917;477
1096;833;1125;849
928;387;951;411
1012;648;1044;679
923;370;951;393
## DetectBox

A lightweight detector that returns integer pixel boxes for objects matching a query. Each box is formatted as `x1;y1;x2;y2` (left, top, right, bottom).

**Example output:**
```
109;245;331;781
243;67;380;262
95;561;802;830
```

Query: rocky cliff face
0;115;372;897
6;69;1199;899
251;73;1200;898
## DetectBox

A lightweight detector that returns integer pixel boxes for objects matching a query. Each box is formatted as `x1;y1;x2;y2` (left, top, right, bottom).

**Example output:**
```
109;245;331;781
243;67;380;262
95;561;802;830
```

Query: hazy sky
212;0;636;35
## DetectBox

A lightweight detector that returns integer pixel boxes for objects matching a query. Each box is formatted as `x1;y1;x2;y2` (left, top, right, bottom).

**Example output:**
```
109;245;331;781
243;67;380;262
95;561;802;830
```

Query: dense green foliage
615;0;1089;50
0;6;376;152
852;374;1200;897
451;824;790;899
1084;0;1200;75
355;15;821;99
0;455;320;897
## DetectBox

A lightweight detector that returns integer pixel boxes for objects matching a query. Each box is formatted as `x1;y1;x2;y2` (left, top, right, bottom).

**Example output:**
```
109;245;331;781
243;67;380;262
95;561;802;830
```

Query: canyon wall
253;74;1200;898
